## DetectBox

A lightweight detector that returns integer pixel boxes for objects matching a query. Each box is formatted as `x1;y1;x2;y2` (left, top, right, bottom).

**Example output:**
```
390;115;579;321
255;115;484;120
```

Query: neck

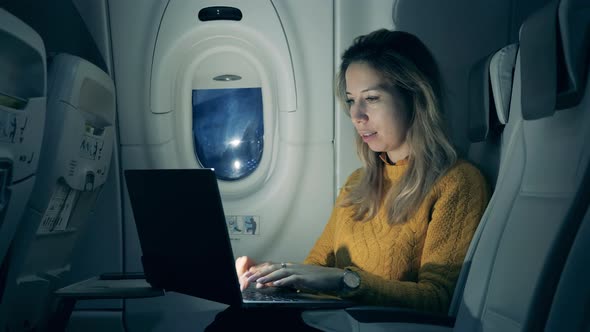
386;143;409;164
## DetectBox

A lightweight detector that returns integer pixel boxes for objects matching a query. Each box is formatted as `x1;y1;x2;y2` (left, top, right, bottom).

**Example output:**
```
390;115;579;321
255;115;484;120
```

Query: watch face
344;270;361;289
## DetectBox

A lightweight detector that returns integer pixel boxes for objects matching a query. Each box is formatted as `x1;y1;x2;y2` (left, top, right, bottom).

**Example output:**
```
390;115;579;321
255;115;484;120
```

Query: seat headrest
468;52;493;142
519;0;559;120
557;0;590;108
489;44;518;125
468;44;517;142
519;0;590;120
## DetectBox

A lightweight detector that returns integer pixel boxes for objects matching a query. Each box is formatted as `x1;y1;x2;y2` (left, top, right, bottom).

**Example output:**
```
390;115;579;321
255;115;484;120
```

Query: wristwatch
342;268;361;291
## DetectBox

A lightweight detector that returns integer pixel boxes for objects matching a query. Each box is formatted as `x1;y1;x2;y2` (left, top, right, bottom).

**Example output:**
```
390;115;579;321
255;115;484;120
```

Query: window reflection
192;88;264;181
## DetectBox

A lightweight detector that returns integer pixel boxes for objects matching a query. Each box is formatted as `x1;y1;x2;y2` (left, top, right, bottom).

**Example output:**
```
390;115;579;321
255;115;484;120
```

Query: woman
208;29;489;330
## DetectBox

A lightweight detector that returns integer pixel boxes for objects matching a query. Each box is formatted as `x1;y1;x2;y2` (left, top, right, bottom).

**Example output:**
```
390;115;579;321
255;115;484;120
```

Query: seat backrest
0;8;47;298
467;43;518;190
544;201;590;332
449;42;519;318
0;53;116;331
455;0;590;331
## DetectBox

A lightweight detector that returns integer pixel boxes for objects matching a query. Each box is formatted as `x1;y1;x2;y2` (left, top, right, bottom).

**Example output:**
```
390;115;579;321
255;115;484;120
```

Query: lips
359;131;377;143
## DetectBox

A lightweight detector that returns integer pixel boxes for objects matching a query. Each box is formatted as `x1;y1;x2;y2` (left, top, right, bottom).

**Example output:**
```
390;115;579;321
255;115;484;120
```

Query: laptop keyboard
242;287;298;302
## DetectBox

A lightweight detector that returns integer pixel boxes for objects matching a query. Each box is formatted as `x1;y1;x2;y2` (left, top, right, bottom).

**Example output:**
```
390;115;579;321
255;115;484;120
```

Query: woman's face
345;62;410;160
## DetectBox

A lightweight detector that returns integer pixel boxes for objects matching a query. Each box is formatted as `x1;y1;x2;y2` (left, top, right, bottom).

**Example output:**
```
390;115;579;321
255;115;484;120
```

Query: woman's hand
245;262;344;293
235;256;258;291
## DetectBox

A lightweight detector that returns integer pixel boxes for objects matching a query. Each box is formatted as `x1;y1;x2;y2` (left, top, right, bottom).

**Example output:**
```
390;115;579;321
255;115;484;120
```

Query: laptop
124;168;353;308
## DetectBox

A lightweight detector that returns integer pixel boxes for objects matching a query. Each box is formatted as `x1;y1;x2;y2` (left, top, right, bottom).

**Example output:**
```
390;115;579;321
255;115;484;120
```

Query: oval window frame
191;86;265;181
172;39;278;198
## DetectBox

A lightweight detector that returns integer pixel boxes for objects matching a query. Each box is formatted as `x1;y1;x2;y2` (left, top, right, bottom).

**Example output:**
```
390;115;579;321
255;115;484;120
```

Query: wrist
340;268;361;293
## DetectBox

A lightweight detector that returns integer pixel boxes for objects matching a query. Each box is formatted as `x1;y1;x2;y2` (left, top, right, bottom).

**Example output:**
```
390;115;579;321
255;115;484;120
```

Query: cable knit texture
304;159;490;313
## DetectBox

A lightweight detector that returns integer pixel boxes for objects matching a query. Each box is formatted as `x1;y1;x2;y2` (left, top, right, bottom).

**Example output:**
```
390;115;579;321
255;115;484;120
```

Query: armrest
49;276;164;332
54;276;164;300
345;306;455;327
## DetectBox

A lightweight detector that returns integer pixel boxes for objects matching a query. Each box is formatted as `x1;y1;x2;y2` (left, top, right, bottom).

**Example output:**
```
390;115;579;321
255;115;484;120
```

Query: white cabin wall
106;0;336;330
253;0;335;263
334;0;394;191
111;0;335;264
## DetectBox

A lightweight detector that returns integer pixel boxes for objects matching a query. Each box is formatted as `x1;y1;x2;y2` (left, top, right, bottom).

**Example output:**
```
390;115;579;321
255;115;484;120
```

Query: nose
350;101;368;123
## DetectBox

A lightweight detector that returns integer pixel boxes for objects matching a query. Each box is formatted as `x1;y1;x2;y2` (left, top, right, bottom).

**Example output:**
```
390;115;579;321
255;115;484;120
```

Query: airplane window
192;88;264;181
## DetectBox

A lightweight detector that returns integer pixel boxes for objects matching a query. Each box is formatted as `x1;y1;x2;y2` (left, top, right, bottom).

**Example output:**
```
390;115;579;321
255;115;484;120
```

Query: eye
345;99;354;106
365;96;379;103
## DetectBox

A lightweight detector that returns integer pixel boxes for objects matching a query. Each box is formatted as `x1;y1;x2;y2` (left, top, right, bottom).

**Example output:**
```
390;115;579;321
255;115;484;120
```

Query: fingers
236;258;276;291
272;274;300;288
237;260;297;290
245;262;272;279
236;256;259;291
248;263;295;287
235;256;256;276
238;271;251;291
255;281;276;289
246;262;282;282
239;263;270;291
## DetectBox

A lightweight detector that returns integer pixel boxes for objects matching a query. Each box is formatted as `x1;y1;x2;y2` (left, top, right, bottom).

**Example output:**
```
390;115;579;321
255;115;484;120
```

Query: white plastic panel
150;0;299;201
146;0;321;260
115;1;335;331
172;36;277;195
29;54;115;211
151;0;296;115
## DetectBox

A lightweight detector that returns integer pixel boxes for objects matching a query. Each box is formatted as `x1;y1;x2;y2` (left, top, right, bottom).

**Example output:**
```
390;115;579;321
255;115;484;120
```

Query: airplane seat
303;0;590;331
455;0;590;330
467;43;518;191
0;8;47;300
449;41;519;320
0;53;116;332
301;34;522;332
524;0;590;330
543;191;590;332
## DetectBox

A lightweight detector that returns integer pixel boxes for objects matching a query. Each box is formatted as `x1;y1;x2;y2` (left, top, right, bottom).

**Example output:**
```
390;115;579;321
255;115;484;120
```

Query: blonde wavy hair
337;29;457;224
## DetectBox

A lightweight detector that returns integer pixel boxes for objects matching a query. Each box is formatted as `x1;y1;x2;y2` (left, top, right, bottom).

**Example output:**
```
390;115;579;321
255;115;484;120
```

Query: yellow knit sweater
304;159;490;313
